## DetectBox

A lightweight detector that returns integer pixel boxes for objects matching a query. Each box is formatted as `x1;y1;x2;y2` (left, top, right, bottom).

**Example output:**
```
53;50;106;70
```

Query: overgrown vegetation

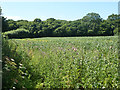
2;13;120;38
2;36;118;88
2;38;34;89
3;28;29;39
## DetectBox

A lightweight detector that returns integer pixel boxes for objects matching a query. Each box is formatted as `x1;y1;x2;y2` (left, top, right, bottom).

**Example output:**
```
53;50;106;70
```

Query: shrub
3;28;30;39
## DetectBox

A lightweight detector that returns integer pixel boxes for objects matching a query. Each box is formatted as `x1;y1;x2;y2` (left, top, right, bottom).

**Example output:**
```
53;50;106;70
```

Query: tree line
2;12;120;38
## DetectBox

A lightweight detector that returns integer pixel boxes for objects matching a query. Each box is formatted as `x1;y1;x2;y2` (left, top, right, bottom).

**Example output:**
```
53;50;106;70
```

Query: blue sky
0;1;119;21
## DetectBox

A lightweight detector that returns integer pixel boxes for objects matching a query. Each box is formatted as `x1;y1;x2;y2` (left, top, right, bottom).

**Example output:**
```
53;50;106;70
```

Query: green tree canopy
82;12;102;23
34;18;41;23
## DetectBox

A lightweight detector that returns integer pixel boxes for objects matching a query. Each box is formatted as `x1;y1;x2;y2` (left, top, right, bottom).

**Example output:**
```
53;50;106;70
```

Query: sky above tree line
0;0;119;21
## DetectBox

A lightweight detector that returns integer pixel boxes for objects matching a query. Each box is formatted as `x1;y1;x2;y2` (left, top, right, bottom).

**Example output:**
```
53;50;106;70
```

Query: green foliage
2;38;34;89
16;20;29;29
2;12;120;38
82;12;102;23
7;19;18;31
4;28;30;38
3;36;118;88
114;28;118;36
107;14;120;35
2;17;9;32
34;18;41;23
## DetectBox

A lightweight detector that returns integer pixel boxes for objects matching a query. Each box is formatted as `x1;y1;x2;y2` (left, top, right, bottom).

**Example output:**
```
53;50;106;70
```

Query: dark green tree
107;14;120;35
34;18;41;23
2;17;9;32
7;19;18;31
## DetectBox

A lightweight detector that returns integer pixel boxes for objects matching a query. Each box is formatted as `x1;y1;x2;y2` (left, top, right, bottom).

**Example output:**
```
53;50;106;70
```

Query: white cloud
5;16;23;21
1;0;120;2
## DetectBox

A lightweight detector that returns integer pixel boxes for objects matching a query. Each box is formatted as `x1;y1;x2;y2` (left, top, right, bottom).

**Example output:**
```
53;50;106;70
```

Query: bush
3;28;30;39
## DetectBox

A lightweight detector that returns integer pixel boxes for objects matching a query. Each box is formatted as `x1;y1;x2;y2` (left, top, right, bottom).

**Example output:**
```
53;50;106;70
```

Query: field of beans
3;36;119;88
